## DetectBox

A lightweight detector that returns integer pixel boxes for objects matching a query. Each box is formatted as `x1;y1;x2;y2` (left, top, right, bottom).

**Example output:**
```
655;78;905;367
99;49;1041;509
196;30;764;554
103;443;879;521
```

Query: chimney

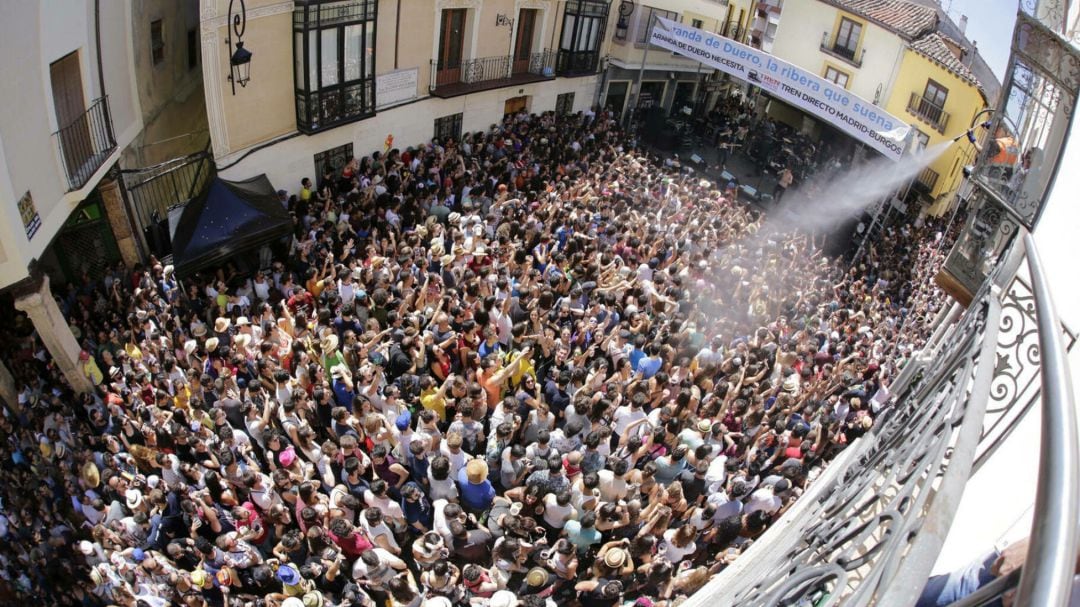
959;14;968;36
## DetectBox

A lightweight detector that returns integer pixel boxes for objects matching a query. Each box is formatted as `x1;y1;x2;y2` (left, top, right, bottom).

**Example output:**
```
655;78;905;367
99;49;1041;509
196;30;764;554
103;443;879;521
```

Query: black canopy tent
170;175;290;276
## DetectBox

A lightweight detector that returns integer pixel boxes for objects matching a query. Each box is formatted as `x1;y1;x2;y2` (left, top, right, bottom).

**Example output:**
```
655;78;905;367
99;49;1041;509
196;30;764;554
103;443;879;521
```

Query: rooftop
910;31;982;89
823;0;939;39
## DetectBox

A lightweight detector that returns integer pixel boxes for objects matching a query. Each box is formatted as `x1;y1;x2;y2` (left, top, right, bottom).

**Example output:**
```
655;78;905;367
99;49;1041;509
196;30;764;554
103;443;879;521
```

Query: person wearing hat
457;458;495;514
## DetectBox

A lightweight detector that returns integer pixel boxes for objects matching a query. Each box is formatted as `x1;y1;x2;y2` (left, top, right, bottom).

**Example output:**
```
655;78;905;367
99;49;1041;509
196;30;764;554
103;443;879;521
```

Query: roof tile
825;0;938;39
910;32;982;89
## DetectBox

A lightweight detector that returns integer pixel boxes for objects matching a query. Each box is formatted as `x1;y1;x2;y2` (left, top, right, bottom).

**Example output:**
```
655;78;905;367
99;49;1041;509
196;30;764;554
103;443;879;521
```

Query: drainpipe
394;0;401;69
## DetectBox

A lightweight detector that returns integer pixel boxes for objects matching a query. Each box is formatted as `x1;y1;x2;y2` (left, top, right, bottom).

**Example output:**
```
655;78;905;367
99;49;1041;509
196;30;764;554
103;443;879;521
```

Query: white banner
649;17;911;161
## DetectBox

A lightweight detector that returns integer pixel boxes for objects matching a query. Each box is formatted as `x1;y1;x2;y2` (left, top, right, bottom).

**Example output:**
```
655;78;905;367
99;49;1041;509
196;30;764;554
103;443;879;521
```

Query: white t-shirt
612;406;646;437
744;487;782;516
543;494;576;529
660;528;697;563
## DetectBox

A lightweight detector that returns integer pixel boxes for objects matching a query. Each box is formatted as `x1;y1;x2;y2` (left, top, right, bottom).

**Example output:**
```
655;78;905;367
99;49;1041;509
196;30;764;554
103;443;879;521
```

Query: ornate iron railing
820;31;864;67
53;96;117;191
907;92;951;134
430;50;555;92
556;49;601;76
683;233;1077;607
913;166;940;196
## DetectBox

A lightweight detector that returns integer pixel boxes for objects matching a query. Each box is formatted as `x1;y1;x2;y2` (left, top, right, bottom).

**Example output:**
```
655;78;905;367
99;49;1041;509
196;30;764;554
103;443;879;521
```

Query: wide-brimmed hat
489;591;518;607
214;318;231;333
126;489;144;510
526;567;549;587
321;334;339;353
448;212;461;225
183;340;198;357
235;316;250;326
81;461;101;488
234;334;252;349
205;337;220;353
190;569;211;589
604;547;628;569
276;564;301;585
191;322;208;337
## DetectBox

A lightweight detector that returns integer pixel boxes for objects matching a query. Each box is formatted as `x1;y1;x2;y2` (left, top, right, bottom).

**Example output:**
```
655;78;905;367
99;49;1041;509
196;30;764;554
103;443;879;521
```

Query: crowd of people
0;106;956;607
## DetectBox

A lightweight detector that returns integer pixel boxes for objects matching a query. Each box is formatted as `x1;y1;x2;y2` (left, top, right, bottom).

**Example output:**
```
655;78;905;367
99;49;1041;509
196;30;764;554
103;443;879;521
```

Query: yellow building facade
884;33;988;214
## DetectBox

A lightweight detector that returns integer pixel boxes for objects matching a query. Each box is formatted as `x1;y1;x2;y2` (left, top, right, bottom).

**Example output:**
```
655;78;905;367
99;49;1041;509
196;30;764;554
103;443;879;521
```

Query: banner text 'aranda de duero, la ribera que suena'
649;17;911;161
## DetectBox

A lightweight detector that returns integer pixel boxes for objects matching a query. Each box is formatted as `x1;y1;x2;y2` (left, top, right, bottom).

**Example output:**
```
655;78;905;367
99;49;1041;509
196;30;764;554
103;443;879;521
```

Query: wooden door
437;9;467;86
513;9;538;75
50;52;90;180
504;96;528;116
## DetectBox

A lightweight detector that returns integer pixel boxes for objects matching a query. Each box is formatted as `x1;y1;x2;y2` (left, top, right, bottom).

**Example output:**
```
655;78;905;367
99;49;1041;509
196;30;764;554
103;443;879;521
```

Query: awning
170;175;290;276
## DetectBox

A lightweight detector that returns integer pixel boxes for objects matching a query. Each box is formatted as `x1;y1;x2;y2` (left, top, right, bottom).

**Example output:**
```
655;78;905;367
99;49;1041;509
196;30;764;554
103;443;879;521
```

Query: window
914;129;930;152
691;18;704;29
151;20;165;65
434;113;463;143
293;0;378;134
833;17;861;58
187;29;198;69
824;66;849;88
924;80;948;108
558;0;609;76
637;7;679;44
556;92;575;115
314;143;354;184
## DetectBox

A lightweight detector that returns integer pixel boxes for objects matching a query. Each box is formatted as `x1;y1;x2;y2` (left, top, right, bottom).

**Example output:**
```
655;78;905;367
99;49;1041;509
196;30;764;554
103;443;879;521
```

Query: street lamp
226;0;252;95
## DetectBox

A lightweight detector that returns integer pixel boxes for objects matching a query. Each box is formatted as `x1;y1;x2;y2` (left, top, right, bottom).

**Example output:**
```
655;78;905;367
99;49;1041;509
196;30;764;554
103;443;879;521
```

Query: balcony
912;166;940;196
430;50;556;98
556;49;601;77
907;92;951;133
53;96;117;191
820;31;864;68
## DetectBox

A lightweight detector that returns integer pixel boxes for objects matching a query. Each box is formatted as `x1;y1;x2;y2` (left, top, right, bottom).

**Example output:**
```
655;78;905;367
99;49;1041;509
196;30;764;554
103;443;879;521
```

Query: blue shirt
636;356;663;379
457;467;496;511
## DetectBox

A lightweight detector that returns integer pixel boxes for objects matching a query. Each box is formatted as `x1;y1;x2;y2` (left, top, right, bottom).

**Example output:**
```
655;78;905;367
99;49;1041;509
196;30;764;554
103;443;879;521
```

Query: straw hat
191;322;208;337
604;547;628;569
473;245;488;257
321;334;339;353
214;318;231;333
81;461;101;488
465;458;488;484
190;569;211;589
234;334;252;349
205;337;220;353
489;591;518;607
235;316;250;326
183;340;198;357
448;212;461;225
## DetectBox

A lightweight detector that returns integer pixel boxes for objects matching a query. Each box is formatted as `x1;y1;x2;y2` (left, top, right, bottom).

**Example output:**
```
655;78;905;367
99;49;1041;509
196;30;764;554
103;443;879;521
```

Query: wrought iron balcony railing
913;166;940;195
682;234;1077;607
908;92;951;133
820;31;864;67
430;50;556;97
53;96;117;191
556;49;601;77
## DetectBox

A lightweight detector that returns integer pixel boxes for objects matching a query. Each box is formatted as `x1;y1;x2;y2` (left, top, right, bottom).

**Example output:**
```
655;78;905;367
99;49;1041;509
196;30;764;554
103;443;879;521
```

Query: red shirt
329;529;373;558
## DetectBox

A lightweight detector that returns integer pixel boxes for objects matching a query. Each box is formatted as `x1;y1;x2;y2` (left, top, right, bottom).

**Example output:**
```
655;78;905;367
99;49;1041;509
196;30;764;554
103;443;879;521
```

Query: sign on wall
17;191;40;240
649;17;911;160
376;68;419;110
